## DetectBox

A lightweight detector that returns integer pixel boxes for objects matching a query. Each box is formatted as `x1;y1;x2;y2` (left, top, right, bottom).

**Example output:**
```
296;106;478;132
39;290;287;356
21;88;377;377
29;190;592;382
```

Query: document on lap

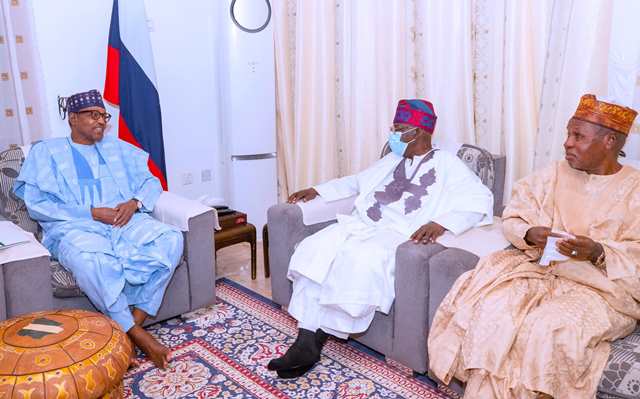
0;221;30;250
539;230;574;266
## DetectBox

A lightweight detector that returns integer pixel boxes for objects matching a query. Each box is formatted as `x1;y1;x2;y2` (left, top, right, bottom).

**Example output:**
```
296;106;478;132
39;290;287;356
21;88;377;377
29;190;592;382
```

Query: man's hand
411;222;446;244
91;207;118;225
556;235;603;263
287;188;319;204
524;226;556;249
114;199;138;227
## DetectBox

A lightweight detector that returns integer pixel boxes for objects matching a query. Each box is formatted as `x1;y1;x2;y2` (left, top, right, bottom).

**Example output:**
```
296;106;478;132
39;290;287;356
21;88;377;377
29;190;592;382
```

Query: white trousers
287;276;379;340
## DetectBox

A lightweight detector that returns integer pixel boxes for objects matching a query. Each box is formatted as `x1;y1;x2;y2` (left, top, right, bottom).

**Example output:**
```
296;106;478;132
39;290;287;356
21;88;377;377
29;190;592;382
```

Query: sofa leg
262;224;270;278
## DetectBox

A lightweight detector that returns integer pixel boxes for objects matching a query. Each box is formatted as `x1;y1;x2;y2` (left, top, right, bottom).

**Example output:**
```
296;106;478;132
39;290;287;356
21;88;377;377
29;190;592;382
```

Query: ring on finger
570;249;578;256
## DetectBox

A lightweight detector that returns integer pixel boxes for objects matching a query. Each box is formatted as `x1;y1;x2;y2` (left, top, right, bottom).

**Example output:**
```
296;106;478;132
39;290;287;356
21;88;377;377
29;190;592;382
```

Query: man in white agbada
267;99;494;378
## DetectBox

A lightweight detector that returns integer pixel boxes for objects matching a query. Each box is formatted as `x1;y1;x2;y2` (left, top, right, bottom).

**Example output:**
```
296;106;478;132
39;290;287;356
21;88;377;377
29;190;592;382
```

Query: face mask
388;128;417;156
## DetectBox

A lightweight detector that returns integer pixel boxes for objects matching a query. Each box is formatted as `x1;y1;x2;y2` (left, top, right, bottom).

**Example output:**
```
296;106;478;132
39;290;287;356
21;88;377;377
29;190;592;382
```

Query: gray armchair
267;144;506;373
0;145;216;326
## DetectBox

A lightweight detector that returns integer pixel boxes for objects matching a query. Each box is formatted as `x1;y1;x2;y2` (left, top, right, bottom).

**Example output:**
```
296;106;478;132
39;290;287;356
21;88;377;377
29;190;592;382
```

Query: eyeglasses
77;110;111;123
391;126;418;141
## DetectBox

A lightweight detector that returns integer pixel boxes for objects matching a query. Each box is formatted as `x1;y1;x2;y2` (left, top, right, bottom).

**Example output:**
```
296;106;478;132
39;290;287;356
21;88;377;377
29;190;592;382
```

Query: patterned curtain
0;0;47;149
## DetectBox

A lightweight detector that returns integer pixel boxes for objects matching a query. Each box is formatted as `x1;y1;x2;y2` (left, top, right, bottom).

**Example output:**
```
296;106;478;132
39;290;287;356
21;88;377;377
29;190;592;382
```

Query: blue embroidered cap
57;89;105;119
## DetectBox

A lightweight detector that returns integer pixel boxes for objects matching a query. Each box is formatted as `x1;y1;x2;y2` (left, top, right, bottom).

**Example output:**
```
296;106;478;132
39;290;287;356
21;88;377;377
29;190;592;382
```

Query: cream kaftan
428;161;640;398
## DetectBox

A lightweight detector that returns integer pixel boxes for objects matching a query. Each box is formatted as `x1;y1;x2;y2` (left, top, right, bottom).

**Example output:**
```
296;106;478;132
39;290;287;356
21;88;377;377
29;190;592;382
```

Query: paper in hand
539;231;574;266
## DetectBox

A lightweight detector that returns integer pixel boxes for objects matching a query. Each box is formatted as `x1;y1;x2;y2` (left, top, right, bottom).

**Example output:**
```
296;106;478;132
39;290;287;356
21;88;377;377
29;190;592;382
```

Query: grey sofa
0;145;217;326
267;144;640;399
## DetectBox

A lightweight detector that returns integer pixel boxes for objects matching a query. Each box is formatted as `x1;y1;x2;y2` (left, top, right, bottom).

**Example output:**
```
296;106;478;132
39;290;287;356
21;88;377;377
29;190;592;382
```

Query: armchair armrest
296;195;357;225
390;241;447;372
0;221;50;264
0;221;52;321
267;203;337;306
428;248;479;327
436;217;510;258
183;209;216;310
424;218;508;327
152;191;219;231
390;242;481;373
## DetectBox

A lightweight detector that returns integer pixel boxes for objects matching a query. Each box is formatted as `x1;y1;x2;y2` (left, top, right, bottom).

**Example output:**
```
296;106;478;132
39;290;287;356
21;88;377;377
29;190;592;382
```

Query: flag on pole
104;0;168;189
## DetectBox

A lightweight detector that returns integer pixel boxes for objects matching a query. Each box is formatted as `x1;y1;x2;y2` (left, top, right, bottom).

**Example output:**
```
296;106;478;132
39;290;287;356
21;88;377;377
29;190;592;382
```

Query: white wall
30;0;225;201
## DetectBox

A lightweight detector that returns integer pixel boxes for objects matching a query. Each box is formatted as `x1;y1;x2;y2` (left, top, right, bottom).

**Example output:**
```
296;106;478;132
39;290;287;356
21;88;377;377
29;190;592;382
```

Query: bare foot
129;356;141;369
132;308;148;326
127;325;171;369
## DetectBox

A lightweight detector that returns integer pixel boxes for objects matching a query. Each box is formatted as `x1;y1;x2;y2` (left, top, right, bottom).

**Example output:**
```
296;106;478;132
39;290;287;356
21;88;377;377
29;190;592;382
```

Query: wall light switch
201;169;212;182
182;172;193;185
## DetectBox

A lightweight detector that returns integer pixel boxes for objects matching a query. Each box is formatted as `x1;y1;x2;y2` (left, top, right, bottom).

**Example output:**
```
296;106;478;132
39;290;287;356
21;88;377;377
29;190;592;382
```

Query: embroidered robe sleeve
598;189;640;301
13;142;92;222
314;153;408;202
427;153;494;233
313;174;359;201
432;211;484;235
502;165;556;250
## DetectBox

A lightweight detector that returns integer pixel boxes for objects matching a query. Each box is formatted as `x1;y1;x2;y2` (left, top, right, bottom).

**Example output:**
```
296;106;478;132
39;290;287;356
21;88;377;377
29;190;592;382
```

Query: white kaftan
287;149;493;338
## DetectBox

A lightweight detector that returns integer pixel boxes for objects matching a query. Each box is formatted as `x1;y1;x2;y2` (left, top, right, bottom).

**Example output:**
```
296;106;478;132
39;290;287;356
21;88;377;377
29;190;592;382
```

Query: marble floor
216;241;272;299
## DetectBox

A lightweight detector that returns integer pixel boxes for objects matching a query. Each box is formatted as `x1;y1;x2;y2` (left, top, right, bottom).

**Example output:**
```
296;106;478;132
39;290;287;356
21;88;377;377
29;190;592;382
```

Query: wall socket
182;172;193;185
201;169;212;182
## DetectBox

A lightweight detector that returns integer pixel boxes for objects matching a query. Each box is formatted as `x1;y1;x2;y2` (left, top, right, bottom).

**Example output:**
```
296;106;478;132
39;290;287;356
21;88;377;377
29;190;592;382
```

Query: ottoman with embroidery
0;309;133;398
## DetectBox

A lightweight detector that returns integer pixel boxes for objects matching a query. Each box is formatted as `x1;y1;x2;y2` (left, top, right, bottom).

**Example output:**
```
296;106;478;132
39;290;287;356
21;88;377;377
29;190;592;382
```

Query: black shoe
315;328;329;349
272;328;331;378
276;363;315;379
267;328;319;371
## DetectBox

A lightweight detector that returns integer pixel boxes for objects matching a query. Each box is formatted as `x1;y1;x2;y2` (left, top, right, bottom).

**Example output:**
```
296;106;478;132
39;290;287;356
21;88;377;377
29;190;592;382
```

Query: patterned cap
57;89;105;119
67;89;105;112
393;99;437;134
573;94;638;135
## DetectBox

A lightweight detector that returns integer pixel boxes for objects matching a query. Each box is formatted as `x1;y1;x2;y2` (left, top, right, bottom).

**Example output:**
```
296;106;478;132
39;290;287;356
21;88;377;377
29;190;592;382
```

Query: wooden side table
214;223;258;279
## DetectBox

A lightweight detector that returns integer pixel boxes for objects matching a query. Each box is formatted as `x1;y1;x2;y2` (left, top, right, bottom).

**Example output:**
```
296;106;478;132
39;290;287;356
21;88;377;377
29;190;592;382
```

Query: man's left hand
556;235;603;263
411;222;446;244
114;199;138;227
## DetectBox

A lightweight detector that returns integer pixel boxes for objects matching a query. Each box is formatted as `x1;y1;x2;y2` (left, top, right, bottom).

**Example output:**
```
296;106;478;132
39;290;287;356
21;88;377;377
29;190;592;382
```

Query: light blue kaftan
13;136;183;332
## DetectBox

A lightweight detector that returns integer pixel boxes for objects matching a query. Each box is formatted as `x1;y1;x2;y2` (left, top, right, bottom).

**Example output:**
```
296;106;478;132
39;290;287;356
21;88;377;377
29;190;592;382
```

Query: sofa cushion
0;147;40;236
598;327;640;399
456;144;496;193
50;260;84;298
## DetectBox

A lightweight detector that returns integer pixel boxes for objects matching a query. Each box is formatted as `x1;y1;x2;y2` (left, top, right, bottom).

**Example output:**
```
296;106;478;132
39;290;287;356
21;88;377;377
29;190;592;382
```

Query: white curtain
534;0;613;170
273;0;640;202
474;0;552;197
337;0;416;175
419;0;475;146
273;0;339;199
0;0;47;148
273;0;296;200
607;0;640;158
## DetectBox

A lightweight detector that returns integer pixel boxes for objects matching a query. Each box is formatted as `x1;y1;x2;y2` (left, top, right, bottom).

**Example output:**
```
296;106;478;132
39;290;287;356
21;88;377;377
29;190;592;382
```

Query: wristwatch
135;199;142;210
592;245;606;269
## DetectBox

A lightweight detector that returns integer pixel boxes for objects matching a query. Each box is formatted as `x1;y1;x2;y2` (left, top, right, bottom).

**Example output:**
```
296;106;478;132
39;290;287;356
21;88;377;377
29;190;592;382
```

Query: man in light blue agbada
13;90;182;369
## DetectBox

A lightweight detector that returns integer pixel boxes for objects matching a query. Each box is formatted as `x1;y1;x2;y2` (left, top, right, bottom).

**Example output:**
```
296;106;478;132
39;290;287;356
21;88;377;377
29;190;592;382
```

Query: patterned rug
123;279;456;399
